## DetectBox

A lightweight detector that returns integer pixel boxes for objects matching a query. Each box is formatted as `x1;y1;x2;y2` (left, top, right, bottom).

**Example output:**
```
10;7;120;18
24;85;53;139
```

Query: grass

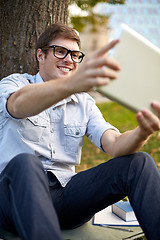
76;101;159;240
76;101;160;172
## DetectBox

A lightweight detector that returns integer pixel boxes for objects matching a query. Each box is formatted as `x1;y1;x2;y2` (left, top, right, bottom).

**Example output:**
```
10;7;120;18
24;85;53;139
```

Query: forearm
102;127;150;158
110;127;149;157
7;78;73;118
102;106;160;158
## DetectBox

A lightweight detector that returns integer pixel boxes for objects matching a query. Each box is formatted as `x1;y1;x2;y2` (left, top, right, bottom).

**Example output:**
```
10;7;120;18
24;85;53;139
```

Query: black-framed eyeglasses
42;45;85;63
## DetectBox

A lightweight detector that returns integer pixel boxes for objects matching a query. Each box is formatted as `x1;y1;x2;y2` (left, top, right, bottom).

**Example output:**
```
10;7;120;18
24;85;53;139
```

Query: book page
93;206;139;226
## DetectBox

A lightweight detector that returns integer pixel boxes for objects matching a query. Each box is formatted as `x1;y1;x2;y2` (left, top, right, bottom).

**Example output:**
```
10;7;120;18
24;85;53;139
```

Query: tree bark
0;0;68;79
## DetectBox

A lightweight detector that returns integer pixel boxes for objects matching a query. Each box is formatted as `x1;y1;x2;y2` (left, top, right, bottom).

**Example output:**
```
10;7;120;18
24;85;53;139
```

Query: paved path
88;90;110;103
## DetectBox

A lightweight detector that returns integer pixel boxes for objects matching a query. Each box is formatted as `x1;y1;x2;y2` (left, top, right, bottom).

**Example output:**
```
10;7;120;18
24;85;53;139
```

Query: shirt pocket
18;115;49;143
64;125;86;155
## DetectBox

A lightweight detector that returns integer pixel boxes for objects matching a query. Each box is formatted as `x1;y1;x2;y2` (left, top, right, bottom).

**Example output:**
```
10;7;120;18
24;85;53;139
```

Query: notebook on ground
93;205;139;227
96;23;160;114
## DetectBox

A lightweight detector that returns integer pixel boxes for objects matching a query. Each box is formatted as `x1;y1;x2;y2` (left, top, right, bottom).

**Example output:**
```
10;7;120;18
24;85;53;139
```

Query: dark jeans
0;152;160;240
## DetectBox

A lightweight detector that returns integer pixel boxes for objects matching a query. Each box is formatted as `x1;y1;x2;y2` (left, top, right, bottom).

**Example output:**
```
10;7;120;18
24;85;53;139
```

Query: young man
0;23;160;240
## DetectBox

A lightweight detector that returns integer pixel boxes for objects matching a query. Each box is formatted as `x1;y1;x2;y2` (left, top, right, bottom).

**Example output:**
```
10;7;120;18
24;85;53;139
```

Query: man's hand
66;40;121;94
136;101;160;139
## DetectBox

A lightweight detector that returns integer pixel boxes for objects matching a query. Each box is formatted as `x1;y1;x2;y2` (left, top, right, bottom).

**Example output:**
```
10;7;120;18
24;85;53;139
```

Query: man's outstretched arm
101;102;160;157
7;40;120;119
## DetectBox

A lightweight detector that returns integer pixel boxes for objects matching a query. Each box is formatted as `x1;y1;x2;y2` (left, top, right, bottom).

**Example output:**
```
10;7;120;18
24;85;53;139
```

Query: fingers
92;39;120;58
86;55;120;71
71;39;121;93
86;64;118;79
137;109;160;135
151;101;160;118
84;39;120;72
88;77;111;87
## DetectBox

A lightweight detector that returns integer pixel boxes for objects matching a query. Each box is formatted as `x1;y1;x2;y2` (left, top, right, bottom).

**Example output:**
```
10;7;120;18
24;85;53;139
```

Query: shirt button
50;128;54;133
76;130;80;135
53;150;55;154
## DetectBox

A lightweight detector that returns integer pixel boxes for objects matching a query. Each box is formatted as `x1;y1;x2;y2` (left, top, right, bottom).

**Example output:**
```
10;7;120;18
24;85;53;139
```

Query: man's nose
64;53;73;62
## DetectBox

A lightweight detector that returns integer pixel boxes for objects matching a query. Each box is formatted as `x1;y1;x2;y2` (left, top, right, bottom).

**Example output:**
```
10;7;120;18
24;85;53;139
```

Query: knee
132;151;155;165
8;153;44;175
129;151;158;175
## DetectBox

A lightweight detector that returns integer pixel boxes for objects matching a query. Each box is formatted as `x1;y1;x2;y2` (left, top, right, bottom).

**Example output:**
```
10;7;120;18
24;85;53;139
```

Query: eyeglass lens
54;46;83;63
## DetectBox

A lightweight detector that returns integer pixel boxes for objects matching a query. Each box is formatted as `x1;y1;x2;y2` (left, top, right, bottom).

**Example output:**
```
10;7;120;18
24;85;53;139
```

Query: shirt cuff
0;91;21;121
98;124;120;152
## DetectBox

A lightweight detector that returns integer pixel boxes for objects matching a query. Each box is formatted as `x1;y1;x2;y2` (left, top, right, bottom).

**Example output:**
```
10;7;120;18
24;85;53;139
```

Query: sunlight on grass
76;101;160;173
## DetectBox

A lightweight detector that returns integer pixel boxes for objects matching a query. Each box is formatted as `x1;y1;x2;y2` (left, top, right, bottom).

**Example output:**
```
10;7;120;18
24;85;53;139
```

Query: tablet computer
96;24;160;114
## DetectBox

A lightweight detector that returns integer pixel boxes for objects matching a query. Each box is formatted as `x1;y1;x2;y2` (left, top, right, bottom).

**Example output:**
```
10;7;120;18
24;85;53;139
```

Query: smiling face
37;37;80;82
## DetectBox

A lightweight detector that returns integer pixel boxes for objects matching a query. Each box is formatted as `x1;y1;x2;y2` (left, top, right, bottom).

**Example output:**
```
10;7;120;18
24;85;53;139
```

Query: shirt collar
36;72;44;84
53;95;78;108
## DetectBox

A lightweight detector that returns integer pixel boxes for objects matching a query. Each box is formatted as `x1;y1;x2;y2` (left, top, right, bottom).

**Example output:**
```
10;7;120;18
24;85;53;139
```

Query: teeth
59;67;70;72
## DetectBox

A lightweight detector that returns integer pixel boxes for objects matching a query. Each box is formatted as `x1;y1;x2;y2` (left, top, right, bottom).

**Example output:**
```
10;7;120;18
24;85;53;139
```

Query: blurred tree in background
0;0;68;79
69;0;126;32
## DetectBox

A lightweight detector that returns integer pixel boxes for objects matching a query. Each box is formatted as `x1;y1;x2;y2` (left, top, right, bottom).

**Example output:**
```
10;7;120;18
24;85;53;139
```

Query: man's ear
37;48;45;63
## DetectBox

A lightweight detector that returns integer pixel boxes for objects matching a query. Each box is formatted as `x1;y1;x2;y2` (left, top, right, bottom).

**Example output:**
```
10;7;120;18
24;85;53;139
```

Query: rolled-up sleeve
0;74;28;119
86;99;119;152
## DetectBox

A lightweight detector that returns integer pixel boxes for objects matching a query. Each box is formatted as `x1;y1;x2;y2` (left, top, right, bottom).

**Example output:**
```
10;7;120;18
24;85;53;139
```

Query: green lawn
76;101;160;172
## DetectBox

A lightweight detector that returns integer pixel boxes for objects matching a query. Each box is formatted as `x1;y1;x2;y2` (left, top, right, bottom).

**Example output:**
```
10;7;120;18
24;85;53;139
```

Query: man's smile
58;66;72;73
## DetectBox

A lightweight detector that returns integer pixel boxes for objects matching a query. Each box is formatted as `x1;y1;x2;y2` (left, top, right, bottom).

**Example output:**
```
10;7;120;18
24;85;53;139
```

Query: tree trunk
0;0;69;79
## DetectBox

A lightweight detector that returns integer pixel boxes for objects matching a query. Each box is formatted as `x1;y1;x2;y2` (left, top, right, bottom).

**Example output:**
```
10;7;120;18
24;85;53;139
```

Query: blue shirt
0;73;119;186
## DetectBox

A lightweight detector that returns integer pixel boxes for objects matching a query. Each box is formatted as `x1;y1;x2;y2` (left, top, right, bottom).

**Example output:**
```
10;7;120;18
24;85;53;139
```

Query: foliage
69;0;125;32
70;13;110;32
69;0;126;9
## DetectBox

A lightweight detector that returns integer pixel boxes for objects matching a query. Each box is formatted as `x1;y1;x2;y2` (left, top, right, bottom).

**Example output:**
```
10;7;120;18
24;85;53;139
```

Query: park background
1;1;160;239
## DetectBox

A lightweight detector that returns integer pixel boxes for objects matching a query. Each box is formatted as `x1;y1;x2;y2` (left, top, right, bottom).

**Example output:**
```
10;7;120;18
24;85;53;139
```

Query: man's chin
58;71;72;78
